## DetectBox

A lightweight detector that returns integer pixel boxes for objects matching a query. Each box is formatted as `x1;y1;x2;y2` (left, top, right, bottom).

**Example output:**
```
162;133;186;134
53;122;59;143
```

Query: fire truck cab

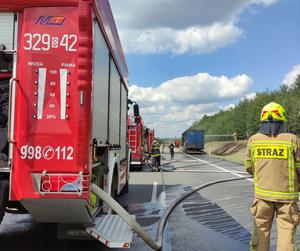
0;0;132;248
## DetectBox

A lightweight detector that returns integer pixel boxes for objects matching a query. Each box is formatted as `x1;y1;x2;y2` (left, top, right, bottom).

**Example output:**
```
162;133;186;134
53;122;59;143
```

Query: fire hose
91;176;251;250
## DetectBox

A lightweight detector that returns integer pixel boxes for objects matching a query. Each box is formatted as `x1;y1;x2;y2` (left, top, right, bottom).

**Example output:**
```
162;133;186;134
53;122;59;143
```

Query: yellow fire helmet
260;102;286;122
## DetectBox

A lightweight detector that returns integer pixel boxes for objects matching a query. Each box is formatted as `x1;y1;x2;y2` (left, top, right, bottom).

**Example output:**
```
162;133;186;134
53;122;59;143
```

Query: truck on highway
0;0;133;248
182;129;205;153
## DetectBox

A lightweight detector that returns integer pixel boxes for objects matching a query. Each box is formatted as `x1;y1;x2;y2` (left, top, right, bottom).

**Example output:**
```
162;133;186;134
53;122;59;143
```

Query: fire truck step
87;214;134;248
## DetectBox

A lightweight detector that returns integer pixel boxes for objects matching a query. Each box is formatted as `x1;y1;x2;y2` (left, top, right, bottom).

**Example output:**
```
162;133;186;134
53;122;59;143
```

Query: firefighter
151;140;161;171
245;102;300;251
169;143;175;159
232;131;238;141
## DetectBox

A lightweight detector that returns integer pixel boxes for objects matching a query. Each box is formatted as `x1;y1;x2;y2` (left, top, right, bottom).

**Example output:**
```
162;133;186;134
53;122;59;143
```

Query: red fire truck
0;0;133;248
128;103;145;170
145;128;155;154
175;139;181;148
128;102;155;171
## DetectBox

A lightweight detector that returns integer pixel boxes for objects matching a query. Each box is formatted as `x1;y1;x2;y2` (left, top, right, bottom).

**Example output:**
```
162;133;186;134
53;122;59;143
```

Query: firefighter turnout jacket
245;133;300;202
151;142;161;158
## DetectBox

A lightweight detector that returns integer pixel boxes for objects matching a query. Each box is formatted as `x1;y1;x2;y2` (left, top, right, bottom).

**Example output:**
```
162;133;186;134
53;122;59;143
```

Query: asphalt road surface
1;152;300;251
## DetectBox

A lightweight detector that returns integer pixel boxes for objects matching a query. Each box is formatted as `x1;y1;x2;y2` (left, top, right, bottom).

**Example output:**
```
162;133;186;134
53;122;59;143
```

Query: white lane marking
151;182;158;203
185;155;300;200
185;154;254;183
172;169;249;174
37;68;46;119
60;69;67;119
159;191;167;208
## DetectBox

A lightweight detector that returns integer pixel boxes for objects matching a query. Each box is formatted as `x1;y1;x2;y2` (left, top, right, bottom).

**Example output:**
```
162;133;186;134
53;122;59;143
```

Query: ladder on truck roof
129;126;137;153
87;214;134;248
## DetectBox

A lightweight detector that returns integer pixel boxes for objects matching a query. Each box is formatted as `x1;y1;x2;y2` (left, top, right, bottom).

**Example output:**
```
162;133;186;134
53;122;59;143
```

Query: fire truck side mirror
127;99;133;110
133;104;139;117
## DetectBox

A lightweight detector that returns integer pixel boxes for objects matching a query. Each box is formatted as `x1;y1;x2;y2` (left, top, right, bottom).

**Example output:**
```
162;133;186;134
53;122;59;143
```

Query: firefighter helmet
260;102;286;122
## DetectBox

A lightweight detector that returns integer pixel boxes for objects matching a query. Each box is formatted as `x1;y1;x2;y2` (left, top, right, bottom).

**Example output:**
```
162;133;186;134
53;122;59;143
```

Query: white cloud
129;72;253;137
282;64;300;87
224;104;236;111
119;23;243;55
253;0;279;7
130;73;253;104
241;92;257;101
110;0;278;55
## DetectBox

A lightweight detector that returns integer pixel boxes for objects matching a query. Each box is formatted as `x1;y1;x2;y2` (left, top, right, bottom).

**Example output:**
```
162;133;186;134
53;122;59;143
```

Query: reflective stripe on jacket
245;133;300;202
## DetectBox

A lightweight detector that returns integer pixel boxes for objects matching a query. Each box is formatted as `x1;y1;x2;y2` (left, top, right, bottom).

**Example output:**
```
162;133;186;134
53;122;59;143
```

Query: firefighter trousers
250;198;300;251
152;156;161;169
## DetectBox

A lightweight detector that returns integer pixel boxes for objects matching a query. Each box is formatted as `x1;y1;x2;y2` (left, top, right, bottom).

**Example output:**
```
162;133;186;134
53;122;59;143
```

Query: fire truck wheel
111;183;117;200
137;164;143;171
111;168;118;199
0;179;8;223
120;181;129;195
129;165;134;172
110;177;118;214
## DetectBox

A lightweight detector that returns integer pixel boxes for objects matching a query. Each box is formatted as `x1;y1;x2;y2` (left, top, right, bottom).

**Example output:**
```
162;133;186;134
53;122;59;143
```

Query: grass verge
204;141;246;165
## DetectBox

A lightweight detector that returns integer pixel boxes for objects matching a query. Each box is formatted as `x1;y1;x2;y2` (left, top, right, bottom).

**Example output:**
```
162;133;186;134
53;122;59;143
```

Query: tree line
190;75;300;138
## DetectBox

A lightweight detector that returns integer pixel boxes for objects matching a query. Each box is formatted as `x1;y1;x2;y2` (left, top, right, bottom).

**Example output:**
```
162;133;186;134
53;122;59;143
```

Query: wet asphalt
1;152;300;251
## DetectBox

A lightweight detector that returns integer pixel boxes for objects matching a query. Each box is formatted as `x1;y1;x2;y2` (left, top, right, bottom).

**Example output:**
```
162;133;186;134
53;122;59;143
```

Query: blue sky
110;0;300;137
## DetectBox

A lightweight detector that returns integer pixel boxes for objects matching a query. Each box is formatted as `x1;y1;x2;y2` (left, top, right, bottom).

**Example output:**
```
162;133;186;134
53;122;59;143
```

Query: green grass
219;151;245;164
204;141;246;165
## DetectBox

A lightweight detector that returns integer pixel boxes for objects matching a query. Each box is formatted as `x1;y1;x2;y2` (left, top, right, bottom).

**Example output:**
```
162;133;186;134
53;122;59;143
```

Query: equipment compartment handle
8;78;18;144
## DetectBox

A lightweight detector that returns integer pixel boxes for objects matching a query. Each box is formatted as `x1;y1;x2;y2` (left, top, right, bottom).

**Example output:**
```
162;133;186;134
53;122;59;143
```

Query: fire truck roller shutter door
109;59;121;145
92;21;109;146
0;13;15;157
0;13;15;51
120;84;127;160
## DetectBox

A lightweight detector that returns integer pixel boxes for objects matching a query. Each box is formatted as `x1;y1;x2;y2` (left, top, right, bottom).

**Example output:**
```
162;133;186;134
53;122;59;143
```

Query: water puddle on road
128;184;253;251
128;201;171;251
157;185;252;251
181;186;251;245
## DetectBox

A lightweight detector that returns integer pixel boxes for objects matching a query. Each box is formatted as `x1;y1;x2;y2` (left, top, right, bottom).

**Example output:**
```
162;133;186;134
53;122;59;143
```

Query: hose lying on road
91;184;161;250
91;176;252;250
155;176;251;248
